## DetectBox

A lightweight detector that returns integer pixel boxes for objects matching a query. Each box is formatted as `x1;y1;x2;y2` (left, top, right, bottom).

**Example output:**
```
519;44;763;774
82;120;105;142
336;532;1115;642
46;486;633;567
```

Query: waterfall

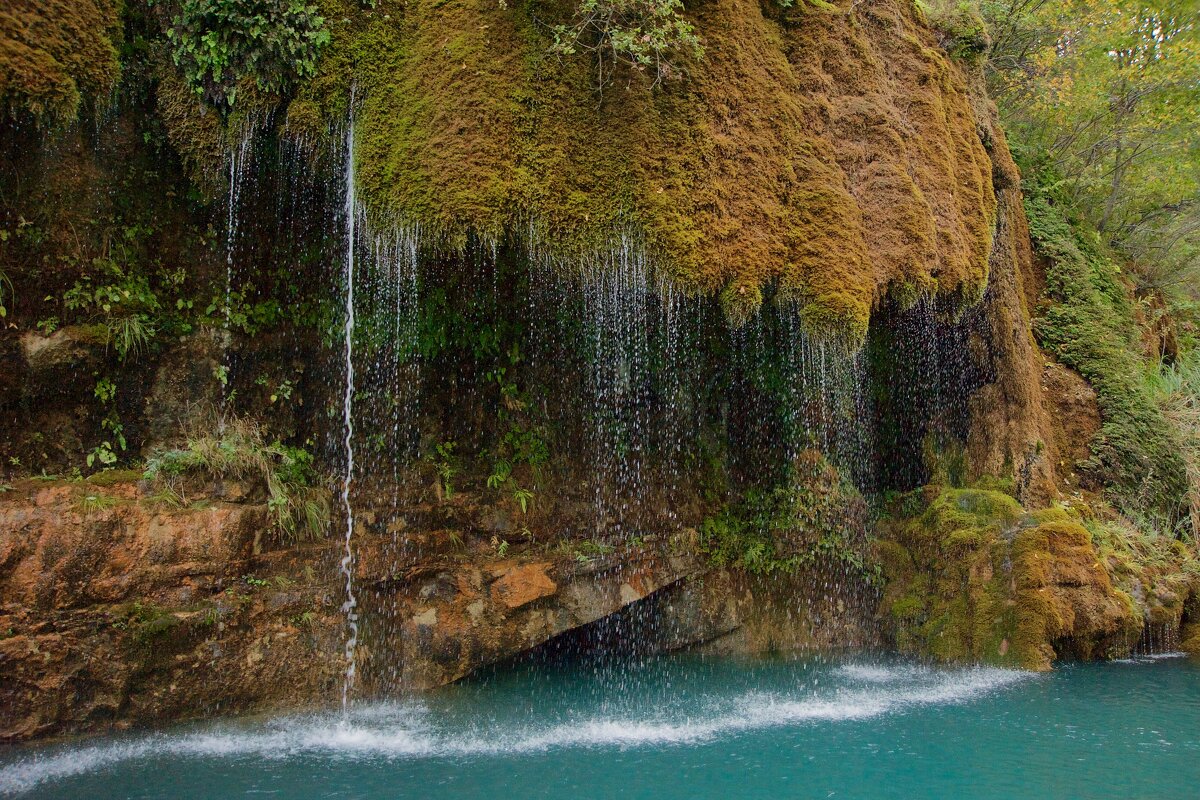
548;235;704;537
339;122;359;711
218;131;254;419
222;134;254;325
581;235;652;536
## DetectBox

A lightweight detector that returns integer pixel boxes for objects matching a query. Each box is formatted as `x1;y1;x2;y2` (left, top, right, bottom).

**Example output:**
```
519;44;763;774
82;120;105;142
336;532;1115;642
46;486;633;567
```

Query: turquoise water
2;653;1198;799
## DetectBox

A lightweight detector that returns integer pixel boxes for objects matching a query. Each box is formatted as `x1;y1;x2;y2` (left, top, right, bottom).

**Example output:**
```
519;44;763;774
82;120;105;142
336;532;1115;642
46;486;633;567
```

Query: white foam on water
0;665;1028;795
1113;651;1188;664
835;663;932;683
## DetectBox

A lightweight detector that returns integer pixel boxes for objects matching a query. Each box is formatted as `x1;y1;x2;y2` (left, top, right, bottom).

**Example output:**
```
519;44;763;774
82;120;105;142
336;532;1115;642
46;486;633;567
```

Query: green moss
112;600;183;644
86;468;143;486
69;322;115;346
972;474;1017;497
890;594;925;621
284;97;323;139
153;52;229;199
921;487;1022;538
1183;623;1200;657
879;485;1153;671
5;0;1000;341
1025;175;1190;533
720;281;764;329
1028;505;1074;526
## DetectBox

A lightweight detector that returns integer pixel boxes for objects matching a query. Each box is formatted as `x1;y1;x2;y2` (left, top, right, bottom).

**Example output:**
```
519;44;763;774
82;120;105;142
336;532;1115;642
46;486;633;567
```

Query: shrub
167;0;330;109
550;0;704;86
699;452;879;584
920;0;990;60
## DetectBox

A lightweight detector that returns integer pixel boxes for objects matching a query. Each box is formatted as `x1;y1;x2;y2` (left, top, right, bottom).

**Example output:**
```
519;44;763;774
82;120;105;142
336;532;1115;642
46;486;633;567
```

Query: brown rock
0;479;341;742
492;562;557;610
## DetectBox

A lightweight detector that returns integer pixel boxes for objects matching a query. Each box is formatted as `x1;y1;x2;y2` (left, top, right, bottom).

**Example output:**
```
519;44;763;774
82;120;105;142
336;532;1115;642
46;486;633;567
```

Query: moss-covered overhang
302;0;999;342
0;0;121;123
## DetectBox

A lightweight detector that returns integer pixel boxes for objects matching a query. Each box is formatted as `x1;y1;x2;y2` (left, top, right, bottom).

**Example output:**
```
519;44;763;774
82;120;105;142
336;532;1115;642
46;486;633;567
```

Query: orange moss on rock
784;1;995;313
0;0;121;123
306;0;997;338
1009;521;1140;667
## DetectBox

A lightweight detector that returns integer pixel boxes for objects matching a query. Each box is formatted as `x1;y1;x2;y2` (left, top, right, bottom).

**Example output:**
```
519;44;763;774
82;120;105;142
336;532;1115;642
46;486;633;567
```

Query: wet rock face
491;562;558;610
19;326;108;388
353;537;712;691
0;480;343;742
0;478;881;741
139;331;224;455
1039;359;1102;492
0;327;110;472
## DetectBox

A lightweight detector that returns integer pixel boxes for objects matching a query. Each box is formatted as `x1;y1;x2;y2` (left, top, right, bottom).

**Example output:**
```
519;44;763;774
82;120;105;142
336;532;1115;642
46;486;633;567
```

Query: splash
0;662;1029;795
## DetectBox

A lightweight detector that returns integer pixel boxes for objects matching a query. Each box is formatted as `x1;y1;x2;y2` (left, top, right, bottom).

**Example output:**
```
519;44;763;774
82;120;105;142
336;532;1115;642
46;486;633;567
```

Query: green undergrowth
166;0;330;110
917;0;989;61
1024;170;1191;535
699;452;880;584
143;418;329;542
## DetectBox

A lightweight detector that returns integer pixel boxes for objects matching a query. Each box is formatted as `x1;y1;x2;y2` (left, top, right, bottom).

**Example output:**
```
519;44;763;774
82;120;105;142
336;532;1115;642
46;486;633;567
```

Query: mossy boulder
1009;521;1140;666
878;487;1149;670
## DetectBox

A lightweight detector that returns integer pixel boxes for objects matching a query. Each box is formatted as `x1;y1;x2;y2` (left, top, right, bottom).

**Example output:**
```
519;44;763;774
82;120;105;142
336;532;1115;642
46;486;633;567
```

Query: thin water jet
339;121;360;712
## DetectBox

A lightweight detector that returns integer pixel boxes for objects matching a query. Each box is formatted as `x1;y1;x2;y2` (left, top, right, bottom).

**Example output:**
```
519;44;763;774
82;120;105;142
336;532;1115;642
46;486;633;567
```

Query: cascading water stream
339;121;359;712
216;132;254;428
582;235;652;536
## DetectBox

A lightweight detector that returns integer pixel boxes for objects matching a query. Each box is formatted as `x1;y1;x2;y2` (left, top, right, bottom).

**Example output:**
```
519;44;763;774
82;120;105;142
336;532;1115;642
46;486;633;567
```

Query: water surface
2;653;1197;799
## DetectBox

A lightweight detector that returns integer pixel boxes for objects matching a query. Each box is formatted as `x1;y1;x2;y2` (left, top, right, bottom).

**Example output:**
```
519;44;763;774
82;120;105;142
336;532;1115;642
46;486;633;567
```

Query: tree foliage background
983;0;1200;298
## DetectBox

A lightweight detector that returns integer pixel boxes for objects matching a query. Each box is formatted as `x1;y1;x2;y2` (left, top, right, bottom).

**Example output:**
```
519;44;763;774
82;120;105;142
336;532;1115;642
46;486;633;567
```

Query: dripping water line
339;120;359;713
219;141;242;430
224;154;236;337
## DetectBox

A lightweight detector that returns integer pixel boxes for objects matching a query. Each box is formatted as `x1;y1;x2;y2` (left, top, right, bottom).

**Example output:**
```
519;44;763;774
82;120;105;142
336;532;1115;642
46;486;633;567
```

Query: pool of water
2;652;1198;799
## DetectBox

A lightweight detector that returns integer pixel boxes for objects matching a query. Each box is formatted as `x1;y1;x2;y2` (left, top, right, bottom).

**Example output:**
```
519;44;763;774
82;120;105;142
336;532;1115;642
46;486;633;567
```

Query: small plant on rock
0;268;12;320
432;441;458;500
144;417;329;541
